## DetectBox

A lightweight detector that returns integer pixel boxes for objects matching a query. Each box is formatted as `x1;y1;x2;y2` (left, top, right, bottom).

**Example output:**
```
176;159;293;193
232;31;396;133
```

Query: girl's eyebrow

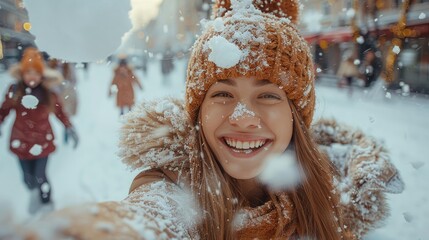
218;79;236;86
255;79;273;86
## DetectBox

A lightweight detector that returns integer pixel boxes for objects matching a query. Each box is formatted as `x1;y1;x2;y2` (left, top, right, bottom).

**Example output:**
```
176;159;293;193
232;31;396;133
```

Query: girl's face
22;69;43;88
200;76;293;179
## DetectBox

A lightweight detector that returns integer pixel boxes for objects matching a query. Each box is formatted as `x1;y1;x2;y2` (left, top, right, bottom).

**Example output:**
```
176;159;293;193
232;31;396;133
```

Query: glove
66;127;79;149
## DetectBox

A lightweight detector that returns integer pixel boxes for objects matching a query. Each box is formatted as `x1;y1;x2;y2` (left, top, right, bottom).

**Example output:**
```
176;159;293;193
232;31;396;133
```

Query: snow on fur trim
312;119;405;237
9;64;64;91
118;98;197;172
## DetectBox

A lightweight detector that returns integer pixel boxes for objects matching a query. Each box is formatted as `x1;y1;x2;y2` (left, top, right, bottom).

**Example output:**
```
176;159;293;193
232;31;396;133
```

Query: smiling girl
3;1;404;239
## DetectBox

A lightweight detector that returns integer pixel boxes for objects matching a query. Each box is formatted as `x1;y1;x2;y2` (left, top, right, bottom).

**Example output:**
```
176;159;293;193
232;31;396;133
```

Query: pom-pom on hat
20;47;45;75
185;0;315;127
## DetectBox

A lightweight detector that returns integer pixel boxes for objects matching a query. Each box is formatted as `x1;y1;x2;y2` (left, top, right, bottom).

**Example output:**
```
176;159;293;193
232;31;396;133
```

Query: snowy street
1;60;428;239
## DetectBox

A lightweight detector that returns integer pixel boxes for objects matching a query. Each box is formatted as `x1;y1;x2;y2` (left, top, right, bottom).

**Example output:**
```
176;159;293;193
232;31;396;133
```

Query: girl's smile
200;76;293;179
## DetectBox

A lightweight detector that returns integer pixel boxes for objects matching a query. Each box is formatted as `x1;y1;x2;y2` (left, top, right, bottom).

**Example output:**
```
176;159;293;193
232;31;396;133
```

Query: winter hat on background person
20;47;45;74
9;47;64;90
185;0;315;127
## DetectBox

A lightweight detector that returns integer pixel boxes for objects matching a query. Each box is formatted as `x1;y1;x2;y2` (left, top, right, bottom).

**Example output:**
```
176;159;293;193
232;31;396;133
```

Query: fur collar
9;64;64;90
118;97;197;172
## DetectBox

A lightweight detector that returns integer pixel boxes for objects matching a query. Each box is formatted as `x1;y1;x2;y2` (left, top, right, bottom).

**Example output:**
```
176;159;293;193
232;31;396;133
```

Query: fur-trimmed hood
9;64;64;90
118;97;405;238
119;97;197;172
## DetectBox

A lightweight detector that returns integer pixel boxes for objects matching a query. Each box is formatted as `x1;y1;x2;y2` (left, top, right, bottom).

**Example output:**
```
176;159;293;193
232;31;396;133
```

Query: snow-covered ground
0;59;428;239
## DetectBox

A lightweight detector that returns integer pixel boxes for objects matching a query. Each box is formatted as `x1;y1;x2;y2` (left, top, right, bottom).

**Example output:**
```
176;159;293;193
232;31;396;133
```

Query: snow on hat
20;47;45;75
185;0;315;127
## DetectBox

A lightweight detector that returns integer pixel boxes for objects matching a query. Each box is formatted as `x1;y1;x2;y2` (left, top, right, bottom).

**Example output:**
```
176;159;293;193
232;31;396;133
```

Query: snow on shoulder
23;0;131;62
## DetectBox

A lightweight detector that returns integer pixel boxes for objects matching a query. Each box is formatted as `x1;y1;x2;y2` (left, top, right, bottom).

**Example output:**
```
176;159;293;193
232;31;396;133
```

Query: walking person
47;59;79;144
0;47;79;215
2;1;404;239
109;58;143;115
337;50;359;95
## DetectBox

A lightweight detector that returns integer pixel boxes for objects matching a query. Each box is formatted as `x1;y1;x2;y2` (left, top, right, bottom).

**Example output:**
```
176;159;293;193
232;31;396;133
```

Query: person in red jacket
0;47;78;214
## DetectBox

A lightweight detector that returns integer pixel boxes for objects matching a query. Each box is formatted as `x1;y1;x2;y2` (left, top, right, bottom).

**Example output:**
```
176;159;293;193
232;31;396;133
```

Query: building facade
300;0;429;93
0;0;35;70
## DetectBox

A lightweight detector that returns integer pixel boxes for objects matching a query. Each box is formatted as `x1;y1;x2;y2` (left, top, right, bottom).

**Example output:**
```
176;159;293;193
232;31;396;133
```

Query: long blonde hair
191;101;346;240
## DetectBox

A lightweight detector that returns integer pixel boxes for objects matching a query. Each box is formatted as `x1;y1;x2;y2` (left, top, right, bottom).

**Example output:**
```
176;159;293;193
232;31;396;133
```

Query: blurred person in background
0;47;79;215
360;48;383;88
337;50;359;95
161;49;175;86
47;59;79;144
109;58;143;115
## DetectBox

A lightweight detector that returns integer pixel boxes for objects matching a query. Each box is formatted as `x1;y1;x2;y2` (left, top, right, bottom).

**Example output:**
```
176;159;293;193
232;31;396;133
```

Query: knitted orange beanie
185;0;315;127
20;47;45;75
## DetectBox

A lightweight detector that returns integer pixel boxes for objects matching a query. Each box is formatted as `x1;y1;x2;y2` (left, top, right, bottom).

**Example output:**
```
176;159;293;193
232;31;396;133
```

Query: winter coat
7;98;404;239
0;65;72;160
110;65;142;107
337;60;359;78
55;63;78;117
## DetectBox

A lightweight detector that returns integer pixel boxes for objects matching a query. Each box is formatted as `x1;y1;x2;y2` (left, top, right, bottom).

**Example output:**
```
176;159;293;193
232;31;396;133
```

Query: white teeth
224;138;266;150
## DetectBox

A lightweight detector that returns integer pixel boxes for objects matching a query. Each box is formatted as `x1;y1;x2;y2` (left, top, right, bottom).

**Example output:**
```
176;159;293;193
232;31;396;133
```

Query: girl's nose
228;103;261;129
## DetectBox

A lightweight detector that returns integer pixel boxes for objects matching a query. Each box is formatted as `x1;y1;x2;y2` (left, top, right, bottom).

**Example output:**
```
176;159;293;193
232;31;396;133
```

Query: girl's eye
212;92;233;98
259;94;281;100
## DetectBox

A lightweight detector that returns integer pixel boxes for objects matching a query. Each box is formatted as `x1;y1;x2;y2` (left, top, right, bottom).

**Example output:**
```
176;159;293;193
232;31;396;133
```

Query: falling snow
392;45;401;54
259;150;302;190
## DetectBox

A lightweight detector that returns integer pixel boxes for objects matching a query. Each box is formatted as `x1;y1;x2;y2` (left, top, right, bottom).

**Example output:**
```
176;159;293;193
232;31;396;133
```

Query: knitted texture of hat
20;47;44;74
185;0;315;127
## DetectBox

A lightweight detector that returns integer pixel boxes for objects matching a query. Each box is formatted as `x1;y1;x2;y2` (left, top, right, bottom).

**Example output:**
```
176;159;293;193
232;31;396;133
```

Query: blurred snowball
21;95;39;109
356;36;364;44
24;0;131;62
385;92;391;99
29;144;43;156
110;84;118;94
259;150;303;191
418;12;426;20
392;45;401;54
11;140;21;149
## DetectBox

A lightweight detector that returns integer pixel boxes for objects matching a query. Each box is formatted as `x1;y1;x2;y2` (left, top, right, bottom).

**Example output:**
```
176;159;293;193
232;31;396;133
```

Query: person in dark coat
360;49;383;87
0;47;79;214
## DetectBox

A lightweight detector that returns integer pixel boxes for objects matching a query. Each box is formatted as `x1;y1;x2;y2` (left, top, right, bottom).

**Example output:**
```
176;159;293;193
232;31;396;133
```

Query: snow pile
259;150;302;191
23;0;131;62
21;95;39;109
